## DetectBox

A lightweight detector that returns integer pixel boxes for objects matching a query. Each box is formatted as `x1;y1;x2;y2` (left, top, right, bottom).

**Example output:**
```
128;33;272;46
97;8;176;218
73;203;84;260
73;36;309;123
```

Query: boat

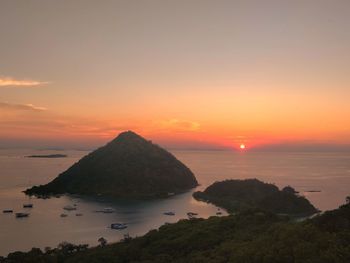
111;223;128;230
75;213;83;216
3;209;13;213
216;212;222;215
16;212;29;218
102;207;115;213
63;205;77;211
163;211;175;216
60;213;68;217
187;212;198;216
23;204;33;208
187;212;198;219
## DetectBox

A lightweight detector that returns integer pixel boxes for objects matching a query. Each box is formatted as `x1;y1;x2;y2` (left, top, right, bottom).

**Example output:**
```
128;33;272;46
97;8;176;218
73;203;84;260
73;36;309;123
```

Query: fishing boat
163;211;175;216
75;213;83;216
111;223;128;230
23;204;33;208
102;207;115;213
63;205;77;211
16;212;29;218
187;212;198;216
60;213;68;217
3;209;13;213
187;212;198;219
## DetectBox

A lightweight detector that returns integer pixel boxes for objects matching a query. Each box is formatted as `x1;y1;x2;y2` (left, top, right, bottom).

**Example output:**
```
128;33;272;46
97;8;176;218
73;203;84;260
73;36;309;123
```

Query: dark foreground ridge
2;200;350;262
25;131;198;198
193;179;319;216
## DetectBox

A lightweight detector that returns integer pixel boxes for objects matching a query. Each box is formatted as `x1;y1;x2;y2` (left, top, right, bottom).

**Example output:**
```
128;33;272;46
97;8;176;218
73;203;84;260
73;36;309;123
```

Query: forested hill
25;131;198;199
193;179;318;216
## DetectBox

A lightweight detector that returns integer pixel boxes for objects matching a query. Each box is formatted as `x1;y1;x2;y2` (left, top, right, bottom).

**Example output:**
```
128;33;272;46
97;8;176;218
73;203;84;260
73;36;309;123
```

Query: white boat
187;212;198;216
187;212;198;219
63;205;77;211
111;223;128;230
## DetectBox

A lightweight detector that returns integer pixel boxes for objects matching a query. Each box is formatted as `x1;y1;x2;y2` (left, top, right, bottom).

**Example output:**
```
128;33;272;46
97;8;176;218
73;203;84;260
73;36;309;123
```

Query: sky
0;0;350;150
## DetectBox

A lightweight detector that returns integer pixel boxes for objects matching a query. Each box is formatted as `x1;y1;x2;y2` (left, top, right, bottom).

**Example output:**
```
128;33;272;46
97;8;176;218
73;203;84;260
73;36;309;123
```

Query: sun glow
240;144;246;150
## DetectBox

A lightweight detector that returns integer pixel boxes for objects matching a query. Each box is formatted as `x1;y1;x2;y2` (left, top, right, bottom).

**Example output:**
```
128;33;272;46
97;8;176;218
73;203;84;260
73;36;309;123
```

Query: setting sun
240;144;246;149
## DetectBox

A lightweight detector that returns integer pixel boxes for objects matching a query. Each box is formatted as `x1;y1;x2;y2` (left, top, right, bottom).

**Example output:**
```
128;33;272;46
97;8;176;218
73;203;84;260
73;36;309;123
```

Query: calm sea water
0;149;349;256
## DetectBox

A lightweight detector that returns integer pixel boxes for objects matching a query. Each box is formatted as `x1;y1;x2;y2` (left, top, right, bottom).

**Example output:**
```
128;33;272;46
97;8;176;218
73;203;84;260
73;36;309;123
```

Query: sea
0;149;349;256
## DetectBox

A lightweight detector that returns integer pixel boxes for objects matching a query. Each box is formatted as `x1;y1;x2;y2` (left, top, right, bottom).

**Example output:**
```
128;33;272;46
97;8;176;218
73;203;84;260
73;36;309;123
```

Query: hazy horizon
1;134;350;152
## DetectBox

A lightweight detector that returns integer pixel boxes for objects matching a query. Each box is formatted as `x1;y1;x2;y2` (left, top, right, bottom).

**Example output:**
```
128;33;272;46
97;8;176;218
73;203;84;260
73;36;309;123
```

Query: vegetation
193;179;318;216
25;131;198;199
2;201;350;263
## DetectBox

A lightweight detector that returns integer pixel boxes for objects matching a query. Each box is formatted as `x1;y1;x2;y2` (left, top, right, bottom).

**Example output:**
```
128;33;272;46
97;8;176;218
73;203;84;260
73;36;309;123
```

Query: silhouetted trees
193;179;318;216
98;237;107;247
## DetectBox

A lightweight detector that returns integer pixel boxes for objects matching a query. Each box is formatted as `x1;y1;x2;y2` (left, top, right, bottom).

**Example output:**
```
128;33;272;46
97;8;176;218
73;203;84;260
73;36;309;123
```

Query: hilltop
25;131;198;198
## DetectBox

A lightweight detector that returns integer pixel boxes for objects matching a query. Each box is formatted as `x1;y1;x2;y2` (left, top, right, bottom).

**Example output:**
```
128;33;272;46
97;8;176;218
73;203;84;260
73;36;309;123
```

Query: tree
346;196;350;204
98;237;107;247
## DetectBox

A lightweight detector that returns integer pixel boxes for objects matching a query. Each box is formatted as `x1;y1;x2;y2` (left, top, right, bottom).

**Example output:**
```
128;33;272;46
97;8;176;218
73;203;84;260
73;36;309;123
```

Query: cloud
0;77;48;87
157;119;200;132
0;101;47;111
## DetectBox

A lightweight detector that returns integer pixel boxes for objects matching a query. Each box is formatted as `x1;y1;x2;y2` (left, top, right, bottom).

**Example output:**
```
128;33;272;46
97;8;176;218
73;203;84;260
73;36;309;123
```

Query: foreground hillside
3;200;350;263
25;131;198;198
193;179;319;216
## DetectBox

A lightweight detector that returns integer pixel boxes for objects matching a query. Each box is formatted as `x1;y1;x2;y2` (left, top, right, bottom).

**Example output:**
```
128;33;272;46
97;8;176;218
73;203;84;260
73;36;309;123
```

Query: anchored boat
63;205;77;211
163;211;175;216
111;223;128;230
16;212;29;218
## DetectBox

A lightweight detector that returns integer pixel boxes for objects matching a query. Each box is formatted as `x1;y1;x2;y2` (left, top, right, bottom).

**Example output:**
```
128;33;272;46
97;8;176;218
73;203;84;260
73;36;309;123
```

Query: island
25;131;198;199
2;199;350;262
193;179;319;216
26;154;67;158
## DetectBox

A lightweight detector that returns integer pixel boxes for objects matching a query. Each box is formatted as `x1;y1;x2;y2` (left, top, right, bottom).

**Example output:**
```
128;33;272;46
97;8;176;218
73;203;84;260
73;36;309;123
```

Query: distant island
25;131;198;199
193;179;319;216
26;154;67;158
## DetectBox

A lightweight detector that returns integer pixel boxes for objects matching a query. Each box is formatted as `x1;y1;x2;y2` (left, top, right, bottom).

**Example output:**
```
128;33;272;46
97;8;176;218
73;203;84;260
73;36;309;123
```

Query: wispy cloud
157;119;200;132
0;101;47;111
0;77;48;87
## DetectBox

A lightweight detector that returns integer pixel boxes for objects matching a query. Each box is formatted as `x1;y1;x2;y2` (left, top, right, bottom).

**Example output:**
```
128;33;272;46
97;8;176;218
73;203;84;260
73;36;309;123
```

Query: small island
25;131;198;199
193;179;319;216
26;154;68;158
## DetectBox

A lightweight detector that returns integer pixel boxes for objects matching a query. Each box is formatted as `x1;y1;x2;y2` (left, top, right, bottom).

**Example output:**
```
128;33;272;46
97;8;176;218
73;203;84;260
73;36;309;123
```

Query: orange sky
1;1;350;150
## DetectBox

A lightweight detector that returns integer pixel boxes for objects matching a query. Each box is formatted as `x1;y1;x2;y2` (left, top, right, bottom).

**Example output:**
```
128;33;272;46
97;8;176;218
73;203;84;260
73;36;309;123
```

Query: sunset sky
1;0;350;150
